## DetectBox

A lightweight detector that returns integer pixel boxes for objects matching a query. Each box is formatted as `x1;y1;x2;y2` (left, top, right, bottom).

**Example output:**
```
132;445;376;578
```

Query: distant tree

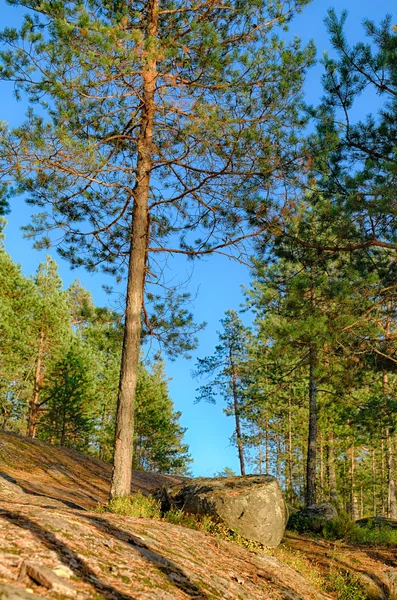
0;0;314;497
194;310;251;476
214;467;236;478
134;360;192;475
27;257;71;437
0;219;37;430
39;338;96;449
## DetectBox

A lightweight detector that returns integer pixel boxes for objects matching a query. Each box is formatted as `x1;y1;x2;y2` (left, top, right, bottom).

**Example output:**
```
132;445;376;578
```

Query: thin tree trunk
372;447;377;516
381;438;386;515
360;486;364;519
288;397;294;502
231;362;245;476
319;432;324;501
306;344;317;506
110;0;157;499
386;427;397;518
350;443;359;521
265;411;269;475
27;329;45;438
328;429;338;506
60;406;66;447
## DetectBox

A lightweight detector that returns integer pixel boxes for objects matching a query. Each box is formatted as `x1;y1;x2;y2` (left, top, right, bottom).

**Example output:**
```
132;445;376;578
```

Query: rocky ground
0;432;395;600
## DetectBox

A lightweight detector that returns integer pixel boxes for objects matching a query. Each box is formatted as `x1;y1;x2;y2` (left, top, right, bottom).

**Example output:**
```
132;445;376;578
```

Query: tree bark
27;329;45;438
319;432;324;501
327;428;339;506
288;397;294;502
305;344;317;507
372;447;377;516
381;437;386;515
110;0;157;499
231;360;245;476
265;411;270;475
349;442;359;520
386;427;397;519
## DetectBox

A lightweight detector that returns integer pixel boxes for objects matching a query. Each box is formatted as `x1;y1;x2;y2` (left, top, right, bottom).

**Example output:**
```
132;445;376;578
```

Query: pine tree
0;220;37;430
0;0;314;497
39;338;96;449
27;257;71;437
194;310;251;475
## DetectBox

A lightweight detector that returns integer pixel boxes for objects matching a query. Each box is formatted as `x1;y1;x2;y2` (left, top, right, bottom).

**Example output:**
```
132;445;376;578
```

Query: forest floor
0;432;395;600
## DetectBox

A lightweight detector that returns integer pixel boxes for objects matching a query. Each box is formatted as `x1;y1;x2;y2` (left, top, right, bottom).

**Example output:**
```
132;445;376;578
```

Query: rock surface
19;561;76;597
1;432;396;600
0;584;43;600
159;474;288;547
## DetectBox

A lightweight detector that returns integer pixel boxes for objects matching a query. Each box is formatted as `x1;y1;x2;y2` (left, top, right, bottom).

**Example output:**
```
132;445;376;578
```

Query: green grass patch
326;570;367;600
98;492;162;519
289;512;397;547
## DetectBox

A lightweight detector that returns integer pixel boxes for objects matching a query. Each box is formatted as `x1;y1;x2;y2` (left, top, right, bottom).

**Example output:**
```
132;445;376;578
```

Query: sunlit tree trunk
27;329;45;438
110;0;157;499
305;344;317;506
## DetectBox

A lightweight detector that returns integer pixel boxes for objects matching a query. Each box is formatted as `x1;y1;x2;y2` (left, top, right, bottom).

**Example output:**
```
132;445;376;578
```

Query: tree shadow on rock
0;508;136;600
0;473;85;510
82;514;209;599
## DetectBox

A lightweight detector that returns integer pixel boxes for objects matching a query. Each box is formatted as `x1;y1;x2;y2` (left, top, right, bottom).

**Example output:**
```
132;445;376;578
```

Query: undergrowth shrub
322;514;355;540
347;523;397;547
290;511;397;547
163;508;267;551
98;492;162;519
326;570;367;600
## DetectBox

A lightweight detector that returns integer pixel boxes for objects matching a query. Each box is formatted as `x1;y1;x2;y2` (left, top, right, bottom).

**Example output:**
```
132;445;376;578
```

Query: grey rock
158;475;287;548
0;583;42;599
20;561;77;598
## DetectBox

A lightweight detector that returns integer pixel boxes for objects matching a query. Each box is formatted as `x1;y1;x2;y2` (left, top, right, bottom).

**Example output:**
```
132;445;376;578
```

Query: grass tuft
289;513;397;547
326;569;367;600
97;492;162;519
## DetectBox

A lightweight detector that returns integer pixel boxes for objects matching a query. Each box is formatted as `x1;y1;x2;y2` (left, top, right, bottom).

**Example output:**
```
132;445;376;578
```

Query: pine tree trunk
27;329;45;438
350;443;359;521
110;0;157;499
265;411;270;475
386;427;397;519
305;344;317;506
328;429;339;506
381;437;386;515
231;362;245;476
372;447;377;516
319;432;324;501
60;406;66;447
360;486;364;519
288;397;294;502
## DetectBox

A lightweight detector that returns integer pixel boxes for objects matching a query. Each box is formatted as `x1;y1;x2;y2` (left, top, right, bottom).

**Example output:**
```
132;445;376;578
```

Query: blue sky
1;0;395;476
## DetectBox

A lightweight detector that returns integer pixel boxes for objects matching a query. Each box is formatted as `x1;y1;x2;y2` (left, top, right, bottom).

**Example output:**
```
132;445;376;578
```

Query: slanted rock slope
0;432;330;599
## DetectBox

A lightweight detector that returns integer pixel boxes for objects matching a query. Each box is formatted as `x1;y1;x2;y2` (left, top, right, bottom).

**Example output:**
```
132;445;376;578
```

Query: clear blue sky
1;0;395;476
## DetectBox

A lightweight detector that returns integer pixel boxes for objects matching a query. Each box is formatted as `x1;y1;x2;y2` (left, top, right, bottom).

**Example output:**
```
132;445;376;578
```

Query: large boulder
158;474;287;548
288;502;338;534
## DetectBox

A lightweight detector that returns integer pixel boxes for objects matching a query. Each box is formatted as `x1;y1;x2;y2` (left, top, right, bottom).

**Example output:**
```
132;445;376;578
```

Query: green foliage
0;232;191;474
38;338;97;450
134;361;192;476
346;523;397;548
321;514;356;541
99;493;162;519
163;509;269;551
326;570;367;600
0;0;314;357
